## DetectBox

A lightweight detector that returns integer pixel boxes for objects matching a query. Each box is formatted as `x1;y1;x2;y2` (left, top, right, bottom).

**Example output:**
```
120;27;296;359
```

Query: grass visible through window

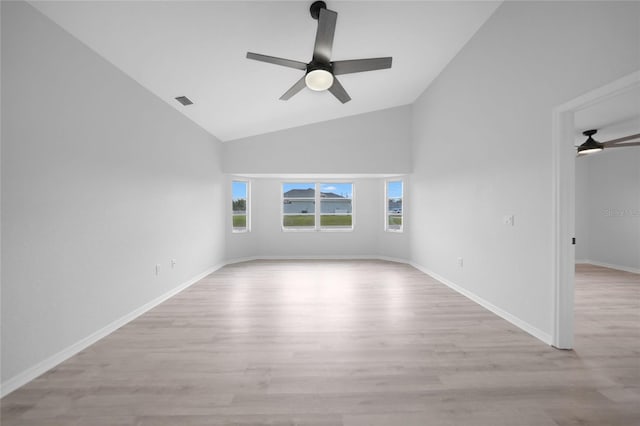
320;215;352;227
233;215;246;228
388;215;402;228
283;215;315;227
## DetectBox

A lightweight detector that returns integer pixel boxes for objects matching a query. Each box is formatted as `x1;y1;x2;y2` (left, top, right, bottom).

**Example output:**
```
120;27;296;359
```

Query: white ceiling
30;1;501;141
574;86;640;146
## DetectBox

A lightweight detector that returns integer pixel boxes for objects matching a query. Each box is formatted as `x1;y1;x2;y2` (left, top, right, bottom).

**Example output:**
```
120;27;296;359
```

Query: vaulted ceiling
30;1;501;141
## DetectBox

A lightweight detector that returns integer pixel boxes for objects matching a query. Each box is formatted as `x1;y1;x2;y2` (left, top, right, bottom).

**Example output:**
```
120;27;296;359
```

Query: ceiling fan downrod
310;1;327;20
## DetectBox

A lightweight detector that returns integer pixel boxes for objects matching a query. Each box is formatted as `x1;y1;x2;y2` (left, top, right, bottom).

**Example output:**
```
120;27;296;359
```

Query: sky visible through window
387;181;402;199
232;181;247;200
282;183;352;198
320;183;352;198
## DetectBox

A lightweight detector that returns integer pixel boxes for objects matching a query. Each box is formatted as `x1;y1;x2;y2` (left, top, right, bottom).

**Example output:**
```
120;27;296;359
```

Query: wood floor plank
1;260;638;425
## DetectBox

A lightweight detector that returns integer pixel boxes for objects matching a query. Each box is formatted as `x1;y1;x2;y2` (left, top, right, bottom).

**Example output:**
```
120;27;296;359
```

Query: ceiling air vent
175;96;193;106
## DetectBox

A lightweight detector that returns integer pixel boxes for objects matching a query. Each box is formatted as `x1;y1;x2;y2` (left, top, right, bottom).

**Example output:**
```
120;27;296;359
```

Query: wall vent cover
175;96;193;106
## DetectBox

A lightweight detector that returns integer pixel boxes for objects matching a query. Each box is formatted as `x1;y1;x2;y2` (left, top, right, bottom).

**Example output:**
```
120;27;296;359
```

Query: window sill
281;228;354;233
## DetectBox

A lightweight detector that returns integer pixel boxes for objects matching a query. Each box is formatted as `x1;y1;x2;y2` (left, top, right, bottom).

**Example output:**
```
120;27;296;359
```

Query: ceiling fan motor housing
577;129;604;154
307;61;332;74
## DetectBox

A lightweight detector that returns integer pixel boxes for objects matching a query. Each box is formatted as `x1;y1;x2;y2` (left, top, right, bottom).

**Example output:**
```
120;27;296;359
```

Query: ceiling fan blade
602;133;640;147
332;57;393;75
328;77;351;104
246;52;307;70
605;141;640;148
312;8;337;63
280;75;308;100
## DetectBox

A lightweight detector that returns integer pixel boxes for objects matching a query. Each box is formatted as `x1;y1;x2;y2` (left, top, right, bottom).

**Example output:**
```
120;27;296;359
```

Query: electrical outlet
457;257;463;268
155;264;161;276
171;259;176;269
503;215;514;226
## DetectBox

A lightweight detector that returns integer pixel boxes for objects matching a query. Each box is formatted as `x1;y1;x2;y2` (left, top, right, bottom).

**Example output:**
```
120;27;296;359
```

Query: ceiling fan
246;1;392;104
577;129;640;155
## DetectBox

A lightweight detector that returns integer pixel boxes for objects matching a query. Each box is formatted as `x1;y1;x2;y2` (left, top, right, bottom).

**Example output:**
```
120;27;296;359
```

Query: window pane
233;215;247;228
283;215;315;227
283;183;315;229
320;183;352;198
283;199;315;214
320;183;353;229
387;181;403;199
232;181;248;232
387;198;402;214
321;215;352;227
388;215;402;230
321;198;352;214
283;183;315;198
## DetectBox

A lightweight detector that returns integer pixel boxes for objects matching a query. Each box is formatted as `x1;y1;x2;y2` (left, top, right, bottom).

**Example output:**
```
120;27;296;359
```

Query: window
386;180;403;232
282;182;353;231
320;183;353;229
232;180;249;232
282;183;315;229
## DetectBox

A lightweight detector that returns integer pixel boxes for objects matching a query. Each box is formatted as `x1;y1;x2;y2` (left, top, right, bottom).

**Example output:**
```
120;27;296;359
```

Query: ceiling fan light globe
577;147;603;155
305;69;334;91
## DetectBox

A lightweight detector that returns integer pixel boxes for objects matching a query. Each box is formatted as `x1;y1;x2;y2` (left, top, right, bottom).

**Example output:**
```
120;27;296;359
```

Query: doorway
551;71;640;349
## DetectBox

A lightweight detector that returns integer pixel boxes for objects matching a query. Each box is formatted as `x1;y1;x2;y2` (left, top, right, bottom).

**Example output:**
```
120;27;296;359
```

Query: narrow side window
386;180;403;232
232;180;249;232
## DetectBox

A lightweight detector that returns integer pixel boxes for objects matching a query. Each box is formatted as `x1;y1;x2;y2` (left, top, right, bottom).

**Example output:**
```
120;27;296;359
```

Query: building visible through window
283;183;353;231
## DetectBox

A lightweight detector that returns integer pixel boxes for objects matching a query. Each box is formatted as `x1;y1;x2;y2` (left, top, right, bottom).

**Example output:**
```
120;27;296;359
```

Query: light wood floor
1;260;639;425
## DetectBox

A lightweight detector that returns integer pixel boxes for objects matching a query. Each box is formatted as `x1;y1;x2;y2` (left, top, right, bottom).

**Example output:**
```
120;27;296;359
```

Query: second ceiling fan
246;1;392;104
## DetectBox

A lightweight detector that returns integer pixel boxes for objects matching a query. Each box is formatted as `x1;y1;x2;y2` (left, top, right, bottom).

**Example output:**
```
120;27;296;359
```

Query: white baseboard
2;256;413;397
374;255;412;265
224;256;263;265
226;255;411;263
576;259;640;274
0;263;225;398
409;262;553;346
12;256;542;398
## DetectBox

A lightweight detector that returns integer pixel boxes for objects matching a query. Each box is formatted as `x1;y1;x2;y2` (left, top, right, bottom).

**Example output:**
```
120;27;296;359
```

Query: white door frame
551;70;640;349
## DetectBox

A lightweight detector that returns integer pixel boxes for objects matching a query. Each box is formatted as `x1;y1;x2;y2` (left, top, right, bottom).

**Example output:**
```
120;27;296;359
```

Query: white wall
1;1;225;387
223;106;412;175
410;1;640;342
225;177;410;261
223;105;412;261
576;149;640;271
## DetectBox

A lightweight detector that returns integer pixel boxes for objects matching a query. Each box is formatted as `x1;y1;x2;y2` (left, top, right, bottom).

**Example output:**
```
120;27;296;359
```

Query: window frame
319;182;354;232
231;179;250;233
385;179;404;233
282;182;316;231
281;182;354;232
